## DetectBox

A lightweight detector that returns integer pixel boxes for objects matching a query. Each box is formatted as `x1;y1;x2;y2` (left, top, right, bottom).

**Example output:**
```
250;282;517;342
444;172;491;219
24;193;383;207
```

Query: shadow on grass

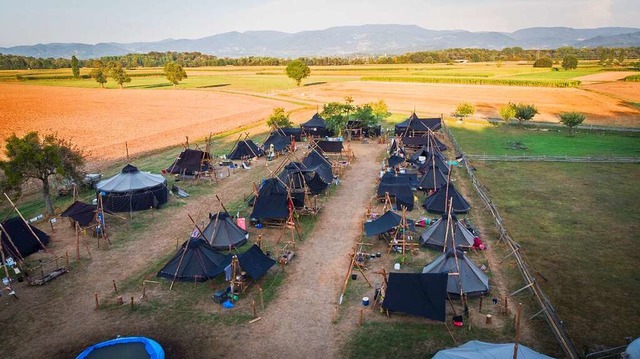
127;83;174;89
198;83;230;88
303;81;327;87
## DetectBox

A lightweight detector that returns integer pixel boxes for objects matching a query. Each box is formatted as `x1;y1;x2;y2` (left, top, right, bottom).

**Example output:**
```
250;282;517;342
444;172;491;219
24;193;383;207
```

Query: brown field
285;81;640;127
582;81;640;104
0;83;307;167
574;71;638;82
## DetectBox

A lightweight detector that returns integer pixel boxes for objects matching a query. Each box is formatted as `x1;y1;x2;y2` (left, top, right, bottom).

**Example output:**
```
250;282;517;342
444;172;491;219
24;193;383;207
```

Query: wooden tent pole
3;193;52;254
338;247;357;305
75;222;81;260
0;230;11;279
513;302;523;359
0;223;25;262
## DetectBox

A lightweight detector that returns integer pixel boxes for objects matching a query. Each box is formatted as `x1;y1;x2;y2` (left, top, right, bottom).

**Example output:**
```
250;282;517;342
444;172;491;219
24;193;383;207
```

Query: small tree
163;62;187;88
562;55;578;70
107;61;131;89
0;132;84;216
559;112;585;135
89;67;107;88
321;98;354;135
266;107;293;130
499;104;516;122
285;59;311;86
453;103;475;121
352;104;378;128
533;57;553;68
513;103;538;125
71;55;80;79
369;99;391;122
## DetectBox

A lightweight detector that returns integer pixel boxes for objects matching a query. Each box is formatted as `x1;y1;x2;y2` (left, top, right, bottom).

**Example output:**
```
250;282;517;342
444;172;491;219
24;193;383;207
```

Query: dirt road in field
229;143;386;359
285;81;640;127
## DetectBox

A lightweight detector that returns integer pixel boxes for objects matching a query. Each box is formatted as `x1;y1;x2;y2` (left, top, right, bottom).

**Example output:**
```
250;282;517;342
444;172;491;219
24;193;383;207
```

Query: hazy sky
1;0;638;46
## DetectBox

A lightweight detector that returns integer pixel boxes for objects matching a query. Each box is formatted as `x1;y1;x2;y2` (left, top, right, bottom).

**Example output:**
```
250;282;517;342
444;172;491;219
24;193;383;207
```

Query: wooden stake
513;303;523;359
358;308;364;326
142;282;146;299
252;300;257;318
504;296;509;315
479;296;483;313
75;222;81;260
94;292;99;309
65;251;70;269
259;287;265;309
131;296;134;310
112;279;118;294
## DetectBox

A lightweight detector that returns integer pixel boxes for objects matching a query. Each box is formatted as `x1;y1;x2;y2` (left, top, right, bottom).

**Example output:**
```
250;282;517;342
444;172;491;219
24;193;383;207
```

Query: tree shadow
128;83;173;89
197;83;230;88
303;82;327;87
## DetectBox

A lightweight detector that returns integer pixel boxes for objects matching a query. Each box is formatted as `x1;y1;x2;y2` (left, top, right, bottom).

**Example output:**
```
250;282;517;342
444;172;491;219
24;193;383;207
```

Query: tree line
2;46;639;70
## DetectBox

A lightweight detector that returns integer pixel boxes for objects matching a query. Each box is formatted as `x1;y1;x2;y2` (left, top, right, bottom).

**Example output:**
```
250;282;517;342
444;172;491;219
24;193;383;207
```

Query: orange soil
0;84;302;165
285;81;640;127
581;81;640;103
574;71;638;82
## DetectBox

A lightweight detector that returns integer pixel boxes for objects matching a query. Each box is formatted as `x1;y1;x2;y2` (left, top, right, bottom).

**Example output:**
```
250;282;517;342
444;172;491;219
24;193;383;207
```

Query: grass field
446;119;640;157
470;161;640;352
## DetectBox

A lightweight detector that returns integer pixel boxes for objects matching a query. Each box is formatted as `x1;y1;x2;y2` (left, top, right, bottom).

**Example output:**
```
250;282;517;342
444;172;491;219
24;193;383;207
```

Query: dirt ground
0;83;303;165
574;71;638;83
581;81;640;104
284;81;640;127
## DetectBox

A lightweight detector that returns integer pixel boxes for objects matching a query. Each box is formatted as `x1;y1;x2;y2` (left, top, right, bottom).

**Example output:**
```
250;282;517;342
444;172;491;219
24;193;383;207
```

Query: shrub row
361;76;581;88
623;74;640;82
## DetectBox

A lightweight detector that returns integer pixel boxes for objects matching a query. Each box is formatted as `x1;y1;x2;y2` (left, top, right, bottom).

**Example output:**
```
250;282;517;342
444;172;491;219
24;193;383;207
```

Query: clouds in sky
1;0;638;46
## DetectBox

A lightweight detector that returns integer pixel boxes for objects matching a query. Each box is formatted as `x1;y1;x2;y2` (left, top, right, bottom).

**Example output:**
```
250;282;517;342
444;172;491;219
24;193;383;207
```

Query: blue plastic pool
76;336;164;359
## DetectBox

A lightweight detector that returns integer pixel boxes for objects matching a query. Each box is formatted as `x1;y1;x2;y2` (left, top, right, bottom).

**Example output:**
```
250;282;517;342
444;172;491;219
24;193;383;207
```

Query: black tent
394;113;442;135
197;212;248;250
418;153;450;175
423;183;470;214
315;140;343;154
96;164;168;213
280;127;302;141
262;132;291;153
228;140;264;160
0;217;50;259
420;214;476;250
60;201;96;227
364;210;416;237
165;149;212;175
417;165;448;191
377;183;414;211
387;155;405;168
237;244;276;280
302;150;333;184
381;172;418;190
279;161;330;196
301;113;329;137
157;238;231;282
250;178;290;221
422;249;489;297
382;272;448;322
400;136;447;151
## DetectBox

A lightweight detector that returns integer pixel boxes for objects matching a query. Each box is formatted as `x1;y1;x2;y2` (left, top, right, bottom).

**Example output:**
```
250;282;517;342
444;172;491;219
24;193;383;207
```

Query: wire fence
442;123;580;359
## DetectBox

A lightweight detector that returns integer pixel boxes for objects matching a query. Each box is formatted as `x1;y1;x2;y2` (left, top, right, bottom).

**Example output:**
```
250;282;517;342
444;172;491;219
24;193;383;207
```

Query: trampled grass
472;162;640;351
446;119;640;157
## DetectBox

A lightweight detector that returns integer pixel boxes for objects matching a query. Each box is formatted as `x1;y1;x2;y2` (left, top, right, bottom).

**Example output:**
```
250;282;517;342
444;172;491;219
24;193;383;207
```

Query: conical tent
197;212;248;250
420;214;475;250
422;249;489;297
417;152;450;175
166;149;212;175
250;178;290;221
433;340;553;359
228;140;264;160
423;183;470;214
96;164;168;212
394;112;442;135
157;238;231;282
301;113;328;137
417;164;448;191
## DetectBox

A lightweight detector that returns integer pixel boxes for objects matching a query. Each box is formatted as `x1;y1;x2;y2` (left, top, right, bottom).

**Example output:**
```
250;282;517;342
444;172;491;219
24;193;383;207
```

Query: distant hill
1;25;639;59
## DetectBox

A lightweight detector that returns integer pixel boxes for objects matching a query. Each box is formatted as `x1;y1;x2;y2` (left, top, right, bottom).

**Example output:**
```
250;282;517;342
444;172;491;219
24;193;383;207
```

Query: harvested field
582;81;640;103
0;83;306;167
285;81;640;127
574;71;639;83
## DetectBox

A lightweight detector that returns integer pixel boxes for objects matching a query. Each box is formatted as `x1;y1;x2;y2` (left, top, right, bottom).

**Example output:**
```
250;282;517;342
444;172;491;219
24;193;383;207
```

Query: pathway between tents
230;142;386;359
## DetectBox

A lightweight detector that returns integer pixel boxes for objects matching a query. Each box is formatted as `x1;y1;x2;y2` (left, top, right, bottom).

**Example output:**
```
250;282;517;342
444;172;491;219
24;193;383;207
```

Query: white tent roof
96;164;166;193
433;341;554;359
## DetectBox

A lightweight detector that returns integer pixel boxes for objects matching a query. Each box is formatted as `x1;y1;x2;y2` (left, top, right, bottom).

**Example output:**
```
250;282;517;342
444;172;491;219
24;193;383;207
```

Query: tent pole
3;193;51;254
0;223;25;262
0;230;11;279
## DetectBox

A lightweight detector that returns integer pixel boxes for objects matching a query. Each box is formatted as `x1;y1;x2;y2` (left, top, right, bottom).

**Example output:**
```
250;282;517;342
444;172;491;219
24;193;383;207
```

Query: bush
562;55;578;70
533;57;553;68
559;112;586;134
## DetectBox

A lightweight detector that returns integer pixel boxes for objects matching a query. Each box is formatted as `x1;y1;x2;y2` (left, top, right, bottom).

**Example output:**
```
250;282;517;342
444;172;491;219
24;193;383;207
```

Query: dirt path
229;143;386;358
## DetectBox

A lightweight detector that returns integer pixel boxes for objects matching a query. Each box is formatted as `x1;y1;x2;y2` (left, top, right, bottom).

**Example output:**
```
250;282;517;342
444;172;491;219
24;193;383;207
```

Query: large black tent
422;249;490;297
237;244;276;280
301;113;329;137
0;217;50;259
382;272;448;322
420;214;476;250
302;150;333;184
279;127;302;141
381;172;418;190
262;132;291;153
315;140;343;154
157;238;231;282
387;155;405;168
417;164;448;191
423;183;471;214
227;140;264;160
364;210;415;237
165;149;212;175
197;212;248;250
394;113;442;135
279;161;330;196
60;201;96;227
250;178;290;221
96;164;168;213
418;153;450;175
377;182;414;211
401;136;447;151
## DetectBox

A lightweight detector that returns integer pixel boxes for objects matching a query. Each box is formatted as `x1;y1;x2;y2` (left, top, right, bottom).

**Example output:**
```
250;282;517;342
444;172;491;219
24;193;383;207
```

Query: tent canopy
420;214;476;250
279;127;302;141
228;140;264;160
301;113;329;137
394;113;442;135
364;210;415;237
262;132;291;153
381;172;418;190
279;161;329;195
250;178;289;220
423;183;470;214
377;183;414;211
96;164;166;193
423;249;489;297
382;272;448;322
157;238;231;282
433;340;553;359
237;245;276;280
61;201;96;227
315;140;343;154
387;155;405;168
302;150;333;184
165;149;211;175
96;164;168;212
196;212;248;250
0;217;50;259
417;165;448;191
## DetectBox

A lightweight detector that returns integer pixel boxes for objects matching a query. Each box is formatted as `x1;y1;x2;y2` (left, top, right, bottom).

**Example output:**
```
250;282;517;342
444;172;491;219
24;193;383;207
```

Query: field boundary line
443;122;581;359
464;154;640;163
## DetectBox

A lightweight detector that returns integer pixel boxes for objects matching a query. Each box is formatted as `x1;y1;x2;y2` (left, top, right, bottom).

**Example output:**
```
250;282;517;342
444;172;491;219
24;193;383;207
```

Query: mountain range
1;25;639;59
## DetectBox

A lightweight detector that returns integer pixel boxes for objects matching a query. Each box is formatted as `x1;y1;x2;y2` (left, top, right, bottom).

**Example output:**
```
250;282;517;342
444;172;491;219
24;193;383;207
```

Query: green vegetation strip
361;76;581;87
623;74;640;82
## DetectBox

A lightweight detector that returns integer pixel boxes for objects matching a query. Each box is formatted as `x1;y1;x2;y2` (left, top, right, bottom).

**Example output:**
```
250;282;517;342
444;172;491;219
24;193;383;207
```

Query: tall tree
562;55;578;70
285;59;311;86
266;107;293;130
89;67;107;88
0;132;84;215
163;62;187;87
107;61;131;89
71;55;80;79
